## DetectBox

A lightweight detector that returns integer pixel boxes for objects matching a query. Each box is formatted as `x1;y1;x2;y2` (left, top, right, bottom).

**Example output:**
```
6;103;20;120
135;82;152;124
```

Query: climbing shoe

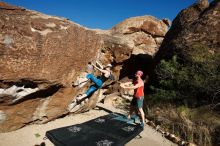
140;122;145;128
68;101;77;111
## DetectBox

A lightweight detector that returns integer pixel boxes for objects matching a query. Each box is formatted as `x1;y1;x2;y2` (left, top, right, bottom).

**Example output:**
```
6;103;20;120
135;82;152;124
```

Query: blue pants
85;74;103;96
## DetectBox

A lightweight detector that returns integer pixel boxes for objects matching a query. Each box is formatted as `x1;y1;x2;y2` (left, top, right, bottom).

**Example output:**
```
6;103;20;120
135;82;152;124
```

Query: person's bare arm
121;81;142;89
92;63;105;73
120;81;132;86
96;61;104;69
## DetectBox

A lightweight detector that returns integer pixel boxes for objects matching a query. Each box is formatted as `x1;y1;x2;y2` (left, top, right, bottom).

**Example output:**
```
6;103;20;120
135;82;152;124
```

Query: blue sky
2;0;197;29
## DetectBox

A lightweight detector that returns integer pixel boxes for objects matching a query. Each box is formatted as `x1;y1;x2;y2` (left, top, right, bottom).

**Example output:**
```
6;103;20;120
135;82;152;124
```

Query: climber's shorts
131;96;144;109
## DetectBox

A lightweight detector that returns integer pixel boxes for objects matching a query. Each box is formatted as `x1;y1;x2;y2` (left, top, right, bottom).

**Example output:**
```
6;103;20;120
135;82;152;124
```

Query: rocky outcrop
112;16;169;36
0;2;169;132
103;16;170;56
95;16;170;81
155;0;220;61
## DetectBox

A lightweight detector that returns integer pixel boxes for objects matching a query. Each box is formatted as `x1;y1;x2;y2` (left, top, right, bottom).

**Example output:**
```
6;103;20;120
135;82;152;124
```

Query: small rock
162;18;171;27
186;142;197;146
0;110;6;123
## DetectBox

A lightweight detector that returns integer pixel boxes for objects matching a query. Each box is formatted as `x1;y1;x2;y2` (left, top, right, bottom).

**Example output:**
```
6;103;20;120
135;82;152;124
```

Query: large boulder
0;2;103;132
0;2;102;86
155;0;220;61
110;15;170;56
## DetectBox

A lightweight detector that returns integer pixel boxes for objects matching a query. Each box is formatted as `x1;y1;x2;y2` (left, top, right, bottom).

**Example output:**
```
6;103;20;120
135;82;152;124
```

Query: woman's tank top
133;80;144;99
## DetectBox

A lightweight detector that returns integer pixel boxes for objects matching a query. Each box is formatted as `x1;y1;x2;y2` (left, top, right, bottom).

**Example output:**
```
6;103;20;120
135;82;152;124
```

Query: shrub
149;43;220;107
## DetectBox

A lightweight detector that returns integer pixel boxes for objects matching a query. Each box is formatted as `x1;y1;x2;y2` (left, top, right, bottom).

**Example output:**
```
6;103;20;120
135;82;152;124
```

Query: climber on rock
68;62;113;111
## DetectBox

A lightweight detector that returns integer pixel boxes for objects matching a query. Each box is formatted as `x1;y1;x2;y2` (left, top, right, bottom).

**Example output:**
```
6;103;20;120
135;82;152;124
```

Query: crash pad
46;113;143;146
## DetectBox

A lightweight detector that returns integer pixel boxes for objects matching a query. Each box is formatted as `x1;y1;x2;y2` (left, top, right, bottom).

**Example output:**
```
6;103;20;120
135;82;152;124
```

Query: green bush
149;43;220;106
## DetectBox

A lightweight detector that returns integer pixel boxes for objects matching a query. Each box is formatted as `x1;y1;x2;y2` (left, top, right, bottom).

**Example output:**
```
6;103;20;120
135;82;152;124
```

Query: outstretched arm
92;63;106;73
121;81;133;86
96;61;104;69
120;81;142;89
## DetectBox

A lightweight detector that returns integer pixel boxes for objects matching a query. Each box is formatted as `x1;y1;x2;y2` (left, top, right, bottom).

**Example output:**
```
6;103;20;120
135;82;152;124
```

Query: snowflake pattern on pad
122;126;135;132
96;139;114;146
94;118;106;123
67;126;81;133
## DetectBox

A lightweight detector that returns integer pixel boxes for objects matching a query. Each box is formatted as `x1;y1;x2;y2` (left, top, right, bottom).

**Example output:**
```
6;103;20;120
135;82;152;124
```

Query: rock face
0;2;169;132
155;0;220;61
110;16;170;56
0;2;102;86
0;2;103;132
95;16;169;80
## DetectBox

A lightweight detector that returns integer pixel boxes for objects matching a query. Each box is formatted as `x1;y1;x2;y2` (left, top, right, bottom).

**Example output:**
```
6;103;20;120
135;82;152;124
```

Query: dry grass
146;104;220;146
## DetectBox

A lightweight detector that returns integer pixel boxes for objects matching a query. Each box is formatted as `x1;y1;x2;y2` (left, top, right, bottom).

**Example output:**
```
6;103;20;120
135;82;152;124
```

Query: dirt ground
0;105;176;146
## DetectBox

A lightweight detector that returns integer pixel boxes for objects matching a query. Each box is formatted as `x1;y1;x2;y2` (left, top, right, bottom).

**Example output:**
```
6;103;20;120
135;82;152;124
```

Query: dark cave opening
119;54;155;81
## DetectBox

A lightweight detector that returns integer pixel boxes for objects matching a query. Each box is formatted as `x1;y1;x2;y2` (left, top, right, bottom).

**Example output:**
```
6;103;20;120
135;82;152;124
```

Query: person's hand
91;63;95;66
120;83;125;88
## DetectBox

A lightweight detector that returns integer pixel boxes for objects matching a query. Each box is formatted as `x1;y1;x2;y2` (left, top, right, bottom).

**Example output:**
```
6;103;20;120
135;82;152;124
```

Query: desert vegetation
147;43;220;145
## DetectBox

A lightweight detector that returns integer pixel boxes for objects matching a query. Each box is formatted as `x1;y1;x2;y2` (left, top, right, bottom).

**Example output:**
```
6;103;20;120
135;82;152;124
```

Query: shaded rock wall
152;0;220;145
155;0;220;61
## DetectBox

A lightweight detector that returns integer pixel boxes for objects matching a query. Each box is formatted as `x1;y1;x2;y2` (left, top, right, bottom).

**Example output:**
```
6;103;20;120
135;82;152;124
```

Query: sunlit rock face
0;2;102;132
110;15;170;56
0;2;102;86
